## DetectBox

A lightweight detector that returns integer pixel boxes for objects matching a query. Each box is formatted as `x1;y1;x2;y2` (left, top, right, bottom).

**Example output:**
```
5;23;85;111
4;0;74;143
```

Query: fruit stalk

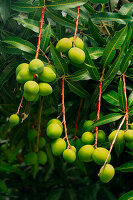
62;77;70;148
74;98;83;140
73;6;80;46
98;115;126;176
95;81;102;148
16;95;24;115
122;74;128;130
35;7;45;59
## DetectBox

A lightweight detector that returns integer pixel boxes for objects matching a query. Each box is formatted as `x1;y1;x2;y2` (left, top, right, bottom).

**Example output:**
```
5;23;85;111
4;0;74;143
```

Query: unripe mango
39;67;56;83
16;63;29;76
68;47;85;64
69;37;84;50
78;145;94;162
92;147;111;165
24;81;39;95
9;114;19;127
38;151;47;165
25;152;37;165
124;129;133;141
75;139;84;150
99;164;115;183
39;83;52;96
56;38;72;52
81;132;94;145
94;130;106;143
16;64;33;84
63;149;76;163
108;130;125;145
39;137;46;149
46;123;63;139
29;59;44;74
83;120;94;132
125;141;133;150
23;91;37;102
47;119;63;131
51;138;66;156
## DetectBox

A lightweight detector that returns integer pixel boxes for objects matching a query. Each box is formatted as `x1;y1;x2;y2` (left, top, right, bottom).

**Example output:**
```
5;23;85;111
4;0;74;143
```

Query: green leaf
83;3;96;13
0;0;10;23
89;0;109;3
115;161;133;172
119;3;133;16
11;2;41;13
102;90;119;106
46;8;83;30
84;47;100;81
47;0;88;10
128;91;133;107
120;46;133;74
118;78;126;111
39;0;45;6
87;47;104;60
129;107;133;115
2;37;36;54
119;190;133;200
0;65;15;89
0;180;9;194
92;12;133;24
102;26;127;68
66;69;91;81
88;17;106;45
41;23;51;52
66;80;90;99
50;43;68;75
93;113;123;126
64;8;88;22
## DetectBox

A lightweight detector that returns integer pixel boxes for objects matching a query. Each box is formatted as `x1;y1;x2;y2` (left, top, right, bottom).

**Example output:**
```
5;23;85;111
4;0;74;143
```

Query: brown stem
16;95;24;115
40;48;51;64
94;81;102;148
73;98;83;140
73;6;80;46
62;77;70;148
122;74;128;130
98;115;126;176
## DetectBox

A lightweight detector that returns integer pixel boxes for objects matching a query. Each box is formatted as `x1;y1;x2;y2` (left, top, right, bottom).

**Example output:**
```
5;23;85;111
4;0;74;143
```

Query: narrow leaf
87;47;104;60
102;90;119;106
66;69;91;81
120;46;133;74
128;91;133;107
115;161;133;172
119;190;133;200
0;0;10;23
119;3;133;16
118;78;126;111
11;2;41;13
41;23;51;52
89;0;109;3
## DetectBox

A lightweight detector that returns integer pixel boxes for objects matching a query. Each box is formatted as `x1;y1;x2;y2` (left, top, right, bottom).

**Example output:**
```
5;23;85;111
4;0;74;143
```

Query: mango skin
23;91;37;102
108;130;125;145
63;149;76;163
92;147;111;165
16;63;33;84
69;37;84;50
56;38;72;52
81;132;94;145
130;122;133;130
39;83;52;96
38;151;47;165
47;119;63;131
68;47;85;64
46;123;63;139
25;152;37;165
78;145;94;162
29;59;44;74
94;130;106;143
51;138;66;156
75;139;84;150
39;137;46;149
124;130;133;141
99;164;115;183
125;141;133;150
27;129;38;141
83;120;94;132
39;67;56;83
9;114;19;127
24;81;39;95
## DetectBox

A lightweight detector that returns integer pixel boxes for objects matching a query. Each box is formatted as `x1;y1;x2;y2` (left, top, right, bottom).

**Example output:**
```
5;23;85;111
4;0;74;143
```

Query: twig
40;48;51;64
73;6;80;46
98;115;126;176
62;77;70;148
73;98;83;140
122;74;128;130
101;21;111;37
16;95;24;115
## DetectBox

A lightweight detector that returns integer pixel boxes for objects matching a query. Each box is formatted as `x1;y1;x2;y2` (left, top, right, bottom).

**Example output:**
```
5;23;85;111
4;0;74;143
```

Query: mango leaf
89;0;109;3
50;43;68;75
118;78;126;111
2;37;36;54
83;3;96;13
39;0;45;6
46;8;83;30
47;0;88;10
0;65;15;89
87;47;104;60
41;23;51;52
128;91;133;107
102;26;127;68
102;90;119;106
115;161;133;172
0;0;10;23
64;8;88;22
11;2;41;13
66;80;90;99
84;47;100;81
66;69;91;81
119;3;133;16
129;107;133;115
93;113;123;126
120;46;133;74
119;190;133;200
88;17;106;45
92;12;133;24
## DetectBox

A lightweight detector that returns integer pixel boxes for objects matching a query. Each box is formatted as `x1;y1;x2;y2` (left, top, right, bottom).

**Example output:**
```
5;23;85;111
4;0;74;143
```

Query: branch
122;74;128;130
73;6;80;46
98;115;126;176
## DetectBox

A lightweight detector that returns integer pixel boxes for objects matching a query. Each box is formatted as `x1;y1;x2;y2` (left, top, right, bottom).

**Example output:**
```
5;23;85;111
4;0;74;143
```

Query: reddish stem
122;74;128;130
73;98;83;140
62;77;70;148
35;7;45;59
94;81;102;148
16;95;24;115
73;6;80;46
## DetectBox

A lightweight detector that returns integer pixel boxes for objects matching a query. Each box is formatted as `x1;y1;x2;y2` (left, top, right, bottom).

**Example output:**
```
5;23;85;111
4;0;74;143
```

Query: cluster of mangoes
56;37;85;64
9;59;56;127
25;129;47;166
